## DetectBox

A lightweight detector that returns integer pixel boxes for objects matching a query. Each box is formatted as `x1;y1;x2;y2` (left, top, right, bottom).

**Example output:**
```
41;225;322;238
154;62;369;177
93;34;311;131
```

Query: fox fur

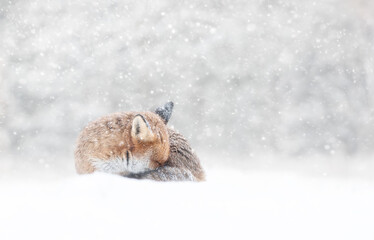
74;102;205;181
74;111;170;175
127;128;205;181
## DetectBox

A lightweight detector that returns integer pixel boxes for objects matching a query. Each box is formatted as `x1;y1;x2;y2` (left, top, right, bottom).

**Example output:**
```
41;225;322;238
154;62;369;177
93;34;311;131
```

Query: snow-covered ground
1;167;373;240
1;0;374;239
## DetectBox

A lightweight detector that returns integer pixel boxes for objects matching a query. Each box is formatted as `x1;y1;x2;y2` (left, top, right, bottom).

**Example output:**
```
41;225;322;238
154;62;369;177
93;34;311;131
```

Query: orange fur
74;111;170;174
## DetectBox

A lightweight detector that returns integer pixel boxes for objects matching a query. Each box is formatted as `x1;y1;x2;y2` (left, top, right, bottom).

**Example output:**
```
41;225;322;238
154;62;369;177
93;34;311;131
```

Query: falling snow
1;0;374;239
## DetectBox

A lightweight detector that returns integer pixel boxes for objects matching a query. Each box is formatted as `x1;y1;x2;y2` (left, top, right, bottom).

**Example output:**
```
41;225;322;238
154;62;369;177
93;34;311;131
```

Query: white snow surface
1;169;373;240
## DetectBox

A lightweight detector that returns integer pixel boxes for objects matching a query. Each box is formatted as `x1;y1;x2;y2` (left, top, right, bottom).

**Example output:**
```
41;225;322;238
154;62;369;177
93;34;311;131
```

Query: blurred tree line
0;0;373;165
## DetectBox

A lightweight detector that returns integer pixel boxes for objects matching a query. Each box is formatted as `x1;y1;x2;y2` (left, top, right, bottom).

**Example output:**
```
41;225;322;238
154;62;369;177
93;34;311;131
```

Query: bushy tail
126;166;196;181
125;128;205;182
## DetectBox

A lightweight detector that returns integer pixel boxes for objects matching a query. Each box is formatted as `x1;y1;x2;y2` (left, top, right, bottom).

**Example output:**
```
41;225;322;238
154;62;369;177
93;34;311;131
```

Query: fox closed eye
126;150;130;166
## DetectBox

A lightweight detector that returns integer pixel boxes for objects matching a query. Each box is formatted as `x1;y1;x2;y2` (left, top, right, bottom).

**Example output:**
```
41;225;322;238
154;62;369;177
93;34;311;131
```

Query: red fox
74;102;205;181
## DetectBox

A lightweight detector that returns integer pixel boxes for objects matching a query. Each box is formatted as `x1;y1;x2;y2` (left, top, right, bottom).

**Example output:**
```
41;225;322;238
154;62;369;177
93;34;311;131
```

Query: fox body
74;102;205;181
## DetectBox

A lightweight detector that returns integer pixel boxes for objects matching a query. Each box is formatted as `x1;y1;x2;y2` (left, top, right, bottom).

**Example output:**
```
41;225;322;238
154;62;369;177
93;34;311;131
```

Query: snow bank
1;169;373;240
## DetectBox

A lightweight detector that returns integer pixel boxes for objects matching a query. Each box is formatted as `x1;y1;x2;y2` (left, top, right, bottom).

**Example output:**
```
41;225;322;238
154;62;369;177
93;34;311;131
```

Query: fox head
129;109;172;171
123;102;175;173
76;102;175;175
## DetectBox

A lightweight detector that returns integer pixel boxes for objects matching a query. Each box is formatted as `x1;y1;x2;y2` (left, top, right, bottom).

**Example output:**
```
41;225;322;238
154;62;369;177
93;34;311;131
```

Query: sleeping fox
74;102;205;181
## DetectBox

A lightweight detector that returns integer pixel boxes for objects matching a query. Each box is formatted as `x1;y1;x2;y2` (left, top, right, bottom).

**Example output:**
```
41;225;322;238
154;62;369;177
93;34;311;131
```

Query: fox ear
155;101;174;124
131;114;154;142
